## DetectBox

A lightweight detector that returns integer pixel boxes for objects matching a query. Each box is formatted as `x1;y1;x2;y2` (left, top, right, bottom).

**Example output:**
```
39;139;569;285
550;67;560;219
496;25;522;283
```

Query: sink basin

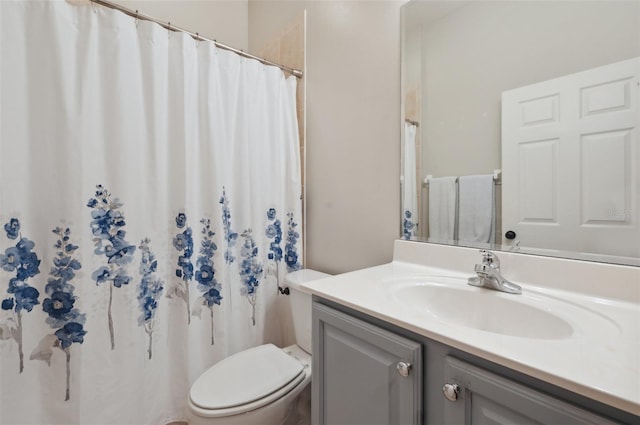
386;276;585;340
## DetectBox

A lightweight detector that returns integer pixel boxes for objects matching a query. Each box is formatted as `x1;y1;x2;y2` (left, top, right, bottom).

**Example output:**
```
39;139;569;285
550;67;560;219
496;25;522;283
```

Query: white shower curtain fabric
402;123;418;239
0;1;303;424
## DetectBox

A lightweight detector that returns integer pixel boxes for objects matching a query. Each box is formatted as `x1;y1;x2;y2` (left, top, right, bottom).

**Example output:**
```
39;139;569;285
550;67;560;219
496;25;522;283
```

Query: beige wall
249;1;403;275
112;0;248;50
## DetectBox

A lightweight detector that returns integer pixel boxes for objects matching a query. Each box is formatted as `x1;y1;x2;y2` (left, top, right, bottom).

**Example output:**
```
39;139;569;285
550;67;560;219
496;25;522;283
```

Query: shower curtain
0;1;302;424
402;122;418;239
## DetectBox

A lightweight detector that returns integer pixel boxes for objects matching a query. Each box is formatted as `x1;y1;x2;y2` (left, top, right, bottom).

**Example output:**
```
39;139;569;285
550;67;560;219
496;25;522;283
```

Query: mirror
401;0;640;266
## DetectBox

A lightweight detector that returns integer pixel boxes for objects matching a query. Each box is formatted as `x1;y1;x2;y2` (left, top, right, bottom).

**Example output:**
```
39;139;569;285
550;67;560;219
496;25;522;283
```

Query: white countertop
301;240;640;416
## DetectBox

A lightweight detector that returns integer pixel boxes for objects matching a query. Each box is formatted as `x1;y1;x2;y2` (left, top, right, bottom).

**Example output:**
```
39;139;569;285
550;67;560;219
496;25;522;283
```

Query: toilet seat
189;344;307;418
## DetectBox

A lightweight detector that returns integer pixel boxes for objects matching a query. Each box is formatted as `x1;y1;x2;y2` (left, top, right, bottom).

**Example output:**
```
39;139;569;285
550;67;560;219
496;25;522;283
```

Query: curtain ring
134;10;139;28
167;22;171;38
195;32;200;47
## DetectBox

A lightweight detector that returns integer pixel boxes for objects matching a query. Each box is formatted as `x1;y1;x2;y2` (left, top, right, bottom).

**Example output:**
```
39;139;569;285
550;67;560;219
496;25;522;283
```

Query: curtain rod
89;0;303;79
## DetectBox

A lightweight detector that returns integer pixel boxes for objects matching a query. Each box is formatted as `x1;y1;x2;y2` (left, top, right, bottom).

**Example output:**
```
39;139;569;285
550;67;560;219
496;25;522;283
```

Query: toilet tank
285;269;331;354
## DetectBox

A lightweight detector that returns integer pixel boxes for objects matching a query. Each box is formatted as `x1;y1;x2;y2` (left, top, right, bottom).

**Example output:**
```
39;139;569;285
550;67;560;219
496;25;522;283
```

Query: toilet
187;269;330;425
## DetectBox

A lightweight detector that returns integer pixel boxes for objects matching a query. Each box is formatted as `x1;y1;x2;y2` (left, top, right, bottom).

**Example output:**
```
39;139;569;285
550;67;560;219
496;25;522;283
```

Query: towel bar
424;169;501;185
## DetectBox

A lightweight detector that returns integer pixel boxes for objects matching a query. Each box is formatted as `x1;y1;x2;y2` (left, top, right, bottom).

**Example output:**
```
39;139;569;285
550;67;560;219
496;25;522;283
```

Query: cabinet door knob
442;383;460;402
396;361;412;377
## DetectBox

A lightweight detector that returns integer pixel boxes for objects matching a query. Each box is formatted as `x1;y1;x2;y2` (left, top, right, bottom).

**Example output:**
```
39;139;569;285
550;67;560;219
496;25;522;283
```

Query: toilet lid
190;344;305;410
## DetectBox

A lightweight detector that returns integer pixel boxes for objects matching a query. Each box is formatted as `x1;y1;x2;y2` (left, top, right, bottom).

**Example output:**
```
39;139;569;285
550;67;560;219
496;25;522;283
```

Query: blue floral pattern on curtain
193;218;222;345
0;219;41;373
137;238;163;359
265;208;284;294
239;229;263;326
220;188;238;265
285;212;302;272
87;185;136;350
1;197;304;386
168;213;194;324
31;227;86;401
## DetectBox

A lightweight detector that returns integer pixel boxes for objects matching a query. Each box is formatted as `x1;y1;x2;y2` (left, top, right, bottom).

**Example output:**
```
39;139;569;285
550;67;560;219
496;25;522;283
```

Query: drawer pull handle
396;361;412;377
442;383;460;402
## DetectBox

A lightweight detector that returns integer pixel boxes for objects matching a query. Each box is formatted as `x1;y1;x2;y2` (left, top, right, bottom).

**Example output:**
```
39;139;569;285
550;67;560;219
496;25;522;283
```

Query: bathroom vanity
303;241;640;425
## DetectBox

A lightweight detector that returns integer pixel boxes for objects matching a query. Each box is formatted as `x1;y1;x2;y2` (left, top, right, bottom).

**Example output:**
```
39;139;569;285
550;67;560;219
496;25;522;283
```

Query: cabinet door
443;357;618;425
312;303;422;425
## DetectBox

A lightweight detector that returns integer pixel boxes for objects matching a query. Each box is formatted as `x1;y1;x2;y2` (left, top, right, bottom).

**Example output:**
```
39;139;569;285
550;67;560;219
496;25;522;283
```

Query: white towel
428;176;458;241
457;175;495;243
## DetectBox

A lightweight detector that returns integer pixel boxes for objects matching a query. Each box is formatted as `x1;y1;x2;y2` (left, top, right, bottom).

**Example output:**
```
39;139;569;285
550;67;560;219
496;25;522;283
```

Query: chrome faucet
468;250;522;294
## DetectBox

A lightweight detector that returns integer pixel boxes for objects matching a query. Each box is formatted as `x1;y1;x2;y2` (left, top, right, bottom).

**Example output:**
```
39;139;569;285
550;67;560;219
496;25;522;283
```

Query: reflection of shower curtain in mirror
403;123;418;239
0;1;302;423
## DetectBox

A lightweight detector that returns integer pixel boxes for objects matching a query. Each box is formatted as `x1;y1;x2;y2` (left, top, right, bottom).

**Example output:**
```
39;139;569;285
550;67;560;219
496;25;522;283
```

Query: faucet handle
474;263;489;274
479;249;500;268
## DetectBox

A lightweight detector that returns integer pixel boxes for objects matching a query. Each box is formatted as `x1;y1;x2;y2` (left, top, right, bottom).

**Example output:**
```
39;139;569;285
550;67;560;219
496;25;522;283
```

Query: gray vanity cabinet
313;299;637;425
443;357;617;425
312;303;422;425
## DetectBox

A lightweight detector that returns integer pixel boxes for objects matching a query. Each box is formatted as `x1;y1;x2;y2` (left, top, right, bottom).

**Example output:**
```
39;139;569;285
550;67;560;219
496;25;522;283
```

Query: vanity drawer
443;357;618;425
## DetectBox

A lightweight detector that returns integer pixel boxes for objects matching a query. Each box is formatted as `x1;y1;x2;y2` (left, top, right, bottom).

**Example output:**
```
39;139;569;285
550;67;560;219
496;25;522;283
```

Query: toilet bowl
187;269;330;425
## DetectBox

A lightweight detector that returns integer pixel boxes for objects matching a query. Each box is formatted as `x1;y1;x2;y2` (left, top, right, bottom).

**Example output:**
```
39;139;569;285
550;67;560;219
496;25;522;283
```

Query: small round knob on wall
442;383;460;402
505;230;517;240
396;361;412;377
